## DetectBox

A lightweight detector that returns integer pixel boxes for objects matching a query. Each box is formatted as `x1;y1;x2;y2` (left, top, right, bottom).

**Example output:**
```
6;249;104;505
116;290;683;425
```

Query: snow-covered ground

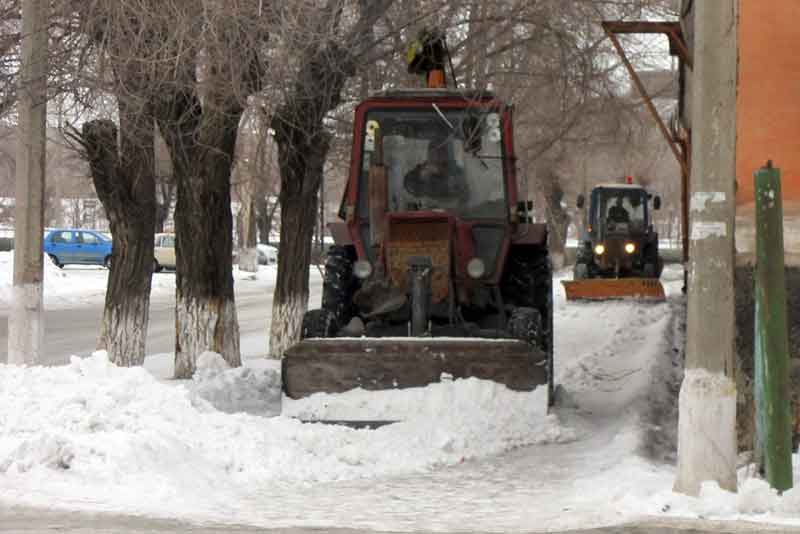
1;263;799;531
0;250;291;310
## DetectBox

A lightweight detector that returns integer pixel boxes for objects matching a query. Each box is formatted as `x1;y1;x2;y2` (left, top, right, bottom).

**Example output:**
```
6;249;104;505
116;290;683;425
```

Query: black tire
49;254;63;269
321;245;358;325
103;255;112;269
503;246;554;404
642;245;663;278
153;259;162;273
301;308;339;339
502;246;551;323
508;307;542;346
574;262;589;280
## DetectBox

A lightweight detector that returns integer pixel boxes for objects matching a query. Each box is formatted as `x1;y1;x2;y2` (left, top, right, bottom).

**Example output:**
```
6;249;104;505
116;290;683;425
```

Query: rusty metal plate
562;278;666;301
282;338;548;399
387;220;450;303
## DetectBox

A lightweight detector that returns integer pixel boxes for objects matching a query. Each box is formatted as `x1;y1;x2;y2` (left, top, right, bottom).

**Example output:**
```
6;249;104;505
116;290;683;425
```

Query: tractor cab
584;185;657;240
335;91;523;330
571;182;664;293
356;100;509;220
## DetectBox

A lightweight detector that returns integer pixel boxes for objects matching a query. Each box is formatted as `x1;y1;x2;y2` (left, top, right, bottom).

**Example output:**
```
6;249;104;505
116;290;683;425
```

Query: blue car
43;229;113;269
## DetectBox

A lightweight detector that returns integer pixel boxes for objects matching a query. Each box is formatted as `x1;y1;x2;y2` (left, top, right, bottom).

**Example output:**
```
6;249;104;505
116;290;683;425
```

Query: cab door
47;230;79;264
78;231;105;264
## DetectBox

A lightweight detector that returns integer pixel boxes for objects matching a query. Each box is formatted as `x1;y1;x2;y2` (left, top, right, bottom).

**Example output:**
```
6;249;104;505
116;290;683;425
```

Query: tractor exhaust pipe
408;256;433;336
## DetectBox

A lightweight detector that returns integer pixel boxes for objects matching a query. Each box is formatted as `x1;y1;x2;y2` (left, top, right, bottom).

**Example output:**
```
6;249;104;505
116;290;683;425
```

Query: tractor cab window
600;189;647;233
361;108;507;219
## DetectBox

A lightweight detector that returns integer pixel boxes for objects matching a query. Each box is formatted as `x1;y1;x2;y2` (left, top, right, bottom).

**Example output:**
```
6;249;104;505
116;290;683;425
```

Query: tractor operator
403;135;469;203
607;196;630;224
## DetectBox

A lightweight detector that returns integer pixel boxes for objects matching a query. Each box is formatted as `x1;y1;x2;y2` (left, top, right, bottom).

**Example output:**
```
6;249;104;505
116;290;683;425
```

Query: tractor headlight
353;259;373;279
594;244;605;255
466;257;486;279
624;243;636;254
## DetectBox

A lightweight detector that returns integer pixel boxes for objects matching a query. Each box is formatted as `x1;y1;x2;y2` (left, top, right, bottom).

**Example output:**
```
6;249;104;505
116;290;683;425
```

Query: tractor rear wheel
321;246;358;327
301;309;338;339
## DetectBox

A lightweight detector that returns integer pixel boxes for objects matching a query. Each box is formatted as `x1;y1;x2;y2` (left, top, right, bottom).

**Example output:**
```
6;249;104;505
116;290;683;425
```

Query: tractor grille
386;219;451;303
596;237;636;271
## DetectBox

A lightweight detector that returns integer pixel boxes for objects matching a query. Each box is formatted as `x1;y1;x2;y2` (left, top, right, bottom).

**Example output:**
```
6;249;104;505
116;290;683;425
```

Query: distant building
681;1;800;255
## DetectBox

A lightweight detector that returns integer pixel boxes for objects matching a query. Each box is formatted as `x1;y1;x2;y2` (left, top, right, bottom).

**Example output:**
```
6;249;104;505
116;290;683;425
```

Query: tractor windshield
599;188;648;234
361;108;507;219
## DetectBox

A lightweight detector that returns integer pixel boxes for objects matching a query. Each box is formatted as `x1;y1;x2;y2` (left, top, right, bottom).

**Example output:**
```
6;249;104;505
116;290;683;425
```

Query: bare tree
267;0;396;358
67;1;162;366
150;2;268;377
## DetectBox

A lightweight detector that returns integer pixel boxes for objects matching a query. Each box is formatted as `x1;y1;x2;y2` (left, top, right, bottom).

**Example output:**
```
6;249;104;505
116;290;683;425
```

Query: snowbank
0;352;571;521
1;263;799;531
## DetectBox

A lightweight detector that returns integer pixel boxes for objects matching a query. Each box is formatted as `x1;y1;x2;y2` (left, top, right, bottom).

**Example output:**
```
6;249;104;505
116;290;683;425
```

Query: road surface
0;268;323;365
2;506;798;534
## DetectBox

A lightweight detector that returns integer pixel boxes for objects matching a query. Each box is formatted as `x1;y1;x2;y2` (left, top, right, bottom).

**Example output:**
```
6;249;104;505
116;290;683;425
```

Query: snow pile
621;463;800;525
0;351;571;518
284;377;572;455
191;351;281;415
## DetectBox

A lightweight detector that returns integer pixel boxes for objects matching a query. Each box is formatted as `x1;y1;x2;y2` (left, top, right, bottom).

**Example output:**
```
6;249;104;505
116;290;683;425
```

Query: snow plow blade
561;278;665;301
281;338;548;400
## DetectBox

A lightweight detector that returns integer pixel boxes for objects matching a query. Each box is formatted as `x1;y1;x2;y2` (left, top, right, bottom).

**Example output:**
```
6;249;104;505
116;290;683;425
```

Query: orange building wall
737;0;800;213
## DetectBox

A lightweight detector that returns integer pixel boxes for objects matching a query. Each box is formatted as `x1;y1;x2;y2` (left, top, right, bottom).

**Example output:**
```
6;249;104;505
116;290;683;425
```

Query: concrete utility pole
8;0;48;365
674;0;738;496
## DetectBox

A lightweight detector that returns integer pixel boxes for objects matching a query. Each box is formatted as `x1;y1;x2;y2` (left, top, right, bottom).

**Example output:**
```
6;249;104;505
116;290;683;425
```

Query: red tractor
282;30;553;408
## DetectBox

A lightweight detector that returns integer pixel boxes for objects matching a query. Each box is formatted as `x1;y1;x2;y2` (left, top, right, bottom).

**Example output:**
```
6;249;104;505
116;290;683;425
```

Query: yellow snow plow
566;182;666;302
561;277;665;301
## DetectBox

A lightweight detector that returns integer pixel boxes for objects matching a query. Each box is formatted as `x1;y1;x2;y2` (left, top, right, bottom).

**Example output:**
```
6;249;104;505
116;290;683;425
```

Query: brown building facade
736;0;800;215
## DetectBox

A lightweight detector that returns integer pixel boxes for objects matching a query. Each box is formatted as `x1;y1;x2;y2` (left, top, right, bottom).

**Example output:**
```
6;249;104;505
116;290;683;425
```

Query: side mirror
576;194;585;209
653;196;661;210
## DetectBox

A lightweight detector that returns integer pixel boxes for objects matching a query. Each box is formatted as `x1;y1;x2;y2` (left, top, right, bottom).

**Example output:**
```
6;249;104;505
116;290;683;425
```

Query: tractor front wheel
301;309;338;339
321;246;358;327
503;246;553;404
574;262;589;280
508;307;542;347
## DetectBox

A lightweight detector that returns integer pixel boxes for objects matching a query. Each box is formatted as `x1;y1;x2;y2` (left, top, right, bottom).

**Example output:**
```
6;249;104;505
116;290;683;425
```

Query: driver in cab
607;196;630;224
403;136;469;204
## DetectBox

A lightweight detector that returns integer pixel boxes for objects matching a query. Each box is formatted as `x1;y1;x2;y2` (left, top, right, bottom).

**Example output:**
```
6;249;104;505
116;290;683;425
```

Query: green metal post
754;160;794;492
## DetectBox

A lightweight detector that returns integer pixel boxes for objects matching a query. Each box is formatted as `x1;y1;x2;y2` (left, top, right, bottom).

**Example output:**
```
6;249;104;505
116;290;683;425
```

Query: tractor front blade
561;278;666;301
281;337;548;424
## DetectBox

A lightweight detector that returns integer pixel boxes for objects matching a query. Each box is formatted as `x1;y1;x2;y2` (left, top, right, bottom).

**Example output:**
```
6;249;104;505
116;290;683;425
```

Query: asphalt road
0;271;322;365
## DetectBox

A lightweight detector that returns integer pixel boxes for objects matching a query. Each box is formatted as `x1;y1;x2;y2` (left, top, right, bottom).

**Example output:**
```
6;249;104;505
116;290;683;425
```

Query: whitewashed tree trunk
268;190;316;359
239;197;259;273
82;117;156;368
175;294;240;377
269;292;307;360
99;293;150;366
